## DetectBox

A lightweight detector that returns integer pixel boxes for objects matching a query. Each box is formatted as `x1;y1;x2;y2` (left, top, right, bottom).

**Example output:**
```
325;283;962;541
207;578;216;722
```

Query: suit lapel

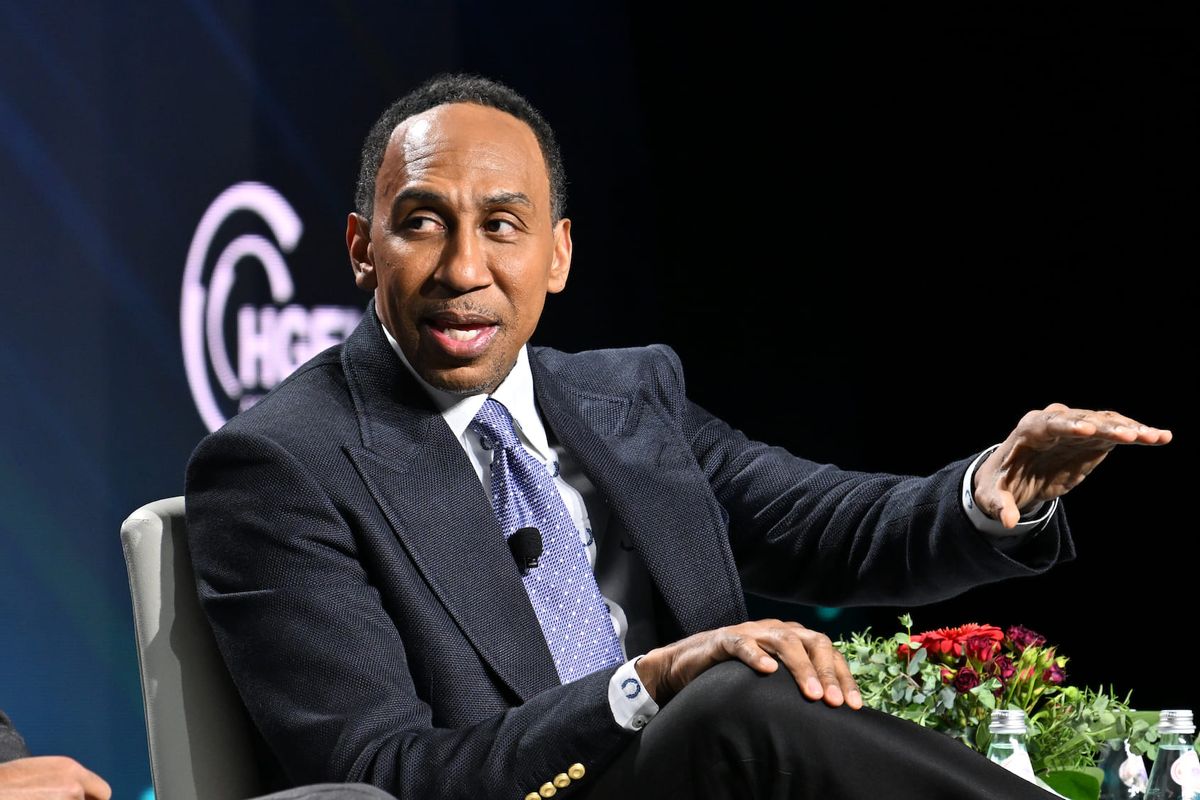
341;307;560;702
530;350;748;638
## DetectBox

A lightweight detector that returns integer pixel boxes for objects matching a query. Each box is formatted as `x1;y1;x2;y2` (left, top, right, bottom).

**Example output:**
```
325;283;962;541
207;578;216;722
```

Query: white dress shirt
383;327;1057;731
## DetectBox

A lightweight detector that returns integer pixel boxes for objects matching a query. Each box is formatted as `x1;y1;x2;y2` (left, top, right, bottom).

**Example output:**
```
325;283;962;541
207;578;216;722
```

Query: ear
346;212;376;291
547;217;573;294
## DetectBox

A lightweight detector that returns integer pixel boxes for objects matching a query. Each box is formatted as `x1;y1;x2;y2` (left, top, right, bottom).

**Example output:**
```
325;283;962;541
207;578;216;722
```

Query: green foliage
835;617;1154;787
1042;767;1104;800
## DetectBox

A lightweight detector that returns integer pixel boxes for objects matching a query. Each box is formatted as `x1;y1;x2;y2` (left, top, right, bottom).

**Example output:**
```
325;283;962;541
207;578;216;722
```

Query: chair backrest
121;497;264;800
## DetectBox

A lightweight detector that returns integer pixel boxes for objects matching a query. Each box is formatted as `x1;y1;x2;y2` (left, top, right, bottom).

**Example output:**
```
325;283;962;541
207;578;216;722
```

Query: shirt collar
382;324;552;459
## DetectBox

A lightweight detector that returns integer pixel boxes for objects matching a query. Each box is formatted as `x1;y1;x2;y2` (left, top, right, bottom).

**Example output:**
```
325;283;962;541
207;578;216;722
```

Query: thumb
980;485;1021;529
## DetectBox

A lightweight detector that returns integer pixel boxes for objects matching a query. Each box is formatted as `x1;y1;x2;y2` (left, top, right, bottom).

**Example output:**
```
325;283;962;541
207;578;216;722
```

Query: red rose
965;634;1001;662
953;666;981;693
992;655;1016;682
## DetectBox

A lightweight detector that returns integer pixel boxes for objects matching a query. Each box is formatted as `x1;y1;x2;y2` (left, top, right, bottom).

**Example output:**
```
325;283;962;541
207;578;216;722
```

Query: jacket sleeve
185;430;634;799
647;346;1075;608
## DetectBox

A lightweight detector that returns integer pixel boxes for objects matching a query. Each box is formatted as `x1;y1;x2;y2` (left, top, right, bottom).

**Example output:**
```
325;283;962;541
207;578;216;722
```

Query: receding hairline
373;102;555;220
354;73;567;224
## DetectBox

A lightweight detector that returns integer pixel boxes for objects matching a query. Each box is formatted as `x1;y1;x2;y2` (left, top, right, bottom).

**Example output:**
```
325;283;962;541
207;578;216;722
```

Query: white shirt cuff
608;656;660;731
962;445;1058;544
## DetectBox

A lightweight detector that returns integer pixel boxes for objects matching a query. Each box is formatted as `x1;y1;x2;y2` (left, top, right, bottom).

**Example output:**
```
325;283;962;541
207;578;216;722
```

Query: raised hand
973;403;1172;529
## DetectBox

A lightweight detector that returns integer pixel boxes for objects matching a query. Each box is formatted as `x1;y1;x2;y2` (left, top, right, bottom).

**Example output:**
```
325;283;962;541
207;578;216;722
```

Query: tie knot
469;398;521;451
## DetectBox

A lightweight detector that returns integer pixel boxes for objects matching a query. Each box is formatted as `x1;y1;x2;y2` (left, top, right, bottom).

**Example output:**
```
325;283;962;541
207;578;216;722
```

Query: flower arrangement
835;615;1159;800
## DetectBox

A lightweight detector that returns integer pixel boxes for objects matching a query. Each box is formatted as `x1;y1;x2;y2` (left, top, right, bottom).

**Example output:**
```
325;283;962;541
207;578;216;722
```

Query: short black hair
354;73;567;223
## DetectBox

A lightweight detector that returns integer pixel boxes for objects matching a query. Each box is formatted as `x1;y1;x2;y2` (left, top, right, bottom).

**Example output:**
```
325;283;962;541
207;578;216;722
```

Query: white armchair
121;497;265;800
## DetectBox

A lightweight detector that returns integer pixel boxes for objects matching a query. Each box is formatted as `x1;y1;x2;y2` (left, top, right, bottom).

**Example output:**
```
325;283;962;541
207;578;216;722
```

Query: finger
1047;409;1169;445
1038;412;1126;443
977;484;1021;528
800;630;848;707
835;652;863;709
772;633;825;701
81;767;113;800
719;627;780;675
764;625;838;703
1132;424;1173;445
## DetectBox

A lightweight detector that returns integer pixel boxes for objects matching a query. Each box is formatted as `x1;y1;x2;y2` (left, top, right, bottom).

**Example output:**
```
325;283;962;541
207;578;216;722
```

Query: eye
483;217;518;235
403;215;443;232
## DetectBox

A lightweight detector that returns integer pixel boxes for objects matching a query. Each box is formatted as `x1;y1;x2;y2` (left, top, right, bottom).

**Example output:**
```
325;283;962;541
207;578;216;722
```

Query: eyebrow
482;191;534;209
389;188;446;220
388;188;535;219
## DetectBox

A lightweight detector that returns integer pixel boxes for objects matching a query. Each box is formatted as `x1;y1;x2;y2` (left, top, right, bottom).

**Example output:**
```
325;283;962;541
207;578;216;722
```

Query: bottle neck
989;732;1028;748
1157;731;1195;748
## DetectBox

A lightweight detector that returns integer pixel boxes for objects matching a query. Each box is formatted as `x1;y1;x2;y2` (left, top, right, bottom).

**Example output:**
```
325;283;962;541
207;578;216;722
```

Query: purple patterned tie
470;398;624;683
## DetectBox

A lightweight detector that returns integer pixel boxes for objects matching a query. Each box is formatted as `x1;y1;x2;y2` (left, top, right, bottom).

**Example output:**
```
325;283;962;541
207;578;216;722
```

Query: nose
432;224;492;293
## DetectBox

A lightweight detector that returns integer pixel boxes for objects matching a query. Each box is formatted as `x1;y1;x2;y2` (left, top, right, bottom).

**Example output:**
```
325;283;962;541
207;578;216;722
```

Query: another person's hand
633;619;862;708
974;403;1172;529
0;755;112;799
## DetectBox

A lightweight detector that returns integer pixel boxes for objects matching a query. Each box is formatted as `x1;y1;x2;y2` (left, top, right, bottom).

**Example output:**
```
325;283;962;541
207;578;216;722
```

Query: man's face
347;102;572;394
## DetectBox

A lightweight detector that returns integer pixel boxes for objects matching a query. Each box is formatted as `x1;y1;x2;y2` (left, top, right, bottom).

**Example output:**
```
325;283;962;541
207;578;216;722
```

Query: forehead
377;103;548;206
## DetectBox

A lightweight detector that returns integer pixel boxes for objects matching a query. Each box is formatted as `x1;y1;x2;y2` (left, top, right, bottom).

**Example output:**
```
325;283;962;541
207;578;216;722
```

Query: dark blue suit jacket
185;303;1073;798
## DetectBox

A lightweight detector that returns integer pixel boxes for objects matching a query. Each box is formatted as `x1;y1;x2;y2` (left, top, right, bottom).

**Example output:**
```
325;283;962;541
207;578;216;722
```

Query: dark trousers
580;661;1054;800
255;785;396;800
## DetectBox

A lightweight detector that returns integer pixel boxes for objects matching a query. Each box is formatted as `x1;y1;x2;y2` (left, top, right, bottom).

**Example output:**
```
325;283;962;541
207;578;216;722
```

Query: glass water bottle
986;709;1068;798
1145;710;1200;800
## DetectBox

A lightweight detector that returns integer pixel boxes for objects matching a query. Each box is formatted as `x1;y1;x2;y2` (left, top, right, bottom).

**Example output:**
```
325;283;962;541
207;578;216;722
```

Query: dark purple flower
993;655;1016;682
953;666;981;693
1042;664;1066;685
1006;625;1046;654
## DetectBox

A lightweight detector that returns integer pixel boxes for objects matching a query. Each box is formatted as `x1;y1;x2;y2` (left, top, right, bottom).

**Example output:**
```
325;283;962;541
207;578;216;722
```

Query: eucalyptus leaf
1040;766;1103;800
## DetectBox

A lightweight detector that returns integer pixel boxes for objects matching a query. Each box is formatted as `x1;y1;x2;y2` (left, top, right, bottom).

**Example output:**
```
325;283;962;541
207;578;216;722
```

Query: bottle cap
989;709;1028;734
1157;709;1196;734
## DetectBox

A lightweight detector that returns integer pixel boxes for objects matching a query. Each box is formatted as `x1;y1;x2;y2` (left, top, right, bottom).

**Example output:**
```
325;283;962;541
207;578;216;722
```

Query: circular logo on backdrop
181;182;362;432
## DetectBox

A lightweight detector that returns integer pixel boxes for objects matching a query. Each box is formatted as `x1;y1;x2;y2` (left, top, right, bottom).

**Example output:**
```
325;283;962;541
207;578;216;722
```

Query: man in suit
186;74;1171;799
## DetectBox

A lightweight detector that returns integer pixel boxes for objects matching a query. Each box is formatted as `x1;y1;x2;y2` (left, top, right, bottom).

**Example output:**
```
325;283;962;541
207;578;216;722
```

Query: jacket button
539;783;557;798
568;763;586;780
525;794;540;800
553;773;571;788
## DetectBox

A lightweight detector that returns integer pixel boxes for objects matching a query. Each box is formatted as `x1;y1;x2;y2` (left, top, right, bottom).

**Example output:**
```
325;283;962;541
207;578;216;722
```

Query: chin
422;365;500;396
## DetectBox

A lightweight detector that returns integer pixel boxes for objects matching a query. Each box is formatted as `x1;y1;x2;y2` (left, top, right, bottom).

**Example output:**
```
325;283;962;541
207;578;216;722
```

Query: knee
667;659;859;745
668;660;801;731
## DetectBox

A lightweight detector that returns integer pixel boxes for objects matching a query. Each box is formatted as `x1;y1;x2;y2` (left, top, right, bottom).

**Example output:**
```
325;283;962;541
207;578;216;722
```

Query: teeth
443;326;485;342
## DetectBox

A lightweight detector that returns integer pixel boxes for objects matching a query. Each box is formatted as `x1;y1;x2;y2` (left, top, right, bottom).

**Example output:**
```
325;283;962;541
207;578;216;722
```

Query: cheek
494;257;554;314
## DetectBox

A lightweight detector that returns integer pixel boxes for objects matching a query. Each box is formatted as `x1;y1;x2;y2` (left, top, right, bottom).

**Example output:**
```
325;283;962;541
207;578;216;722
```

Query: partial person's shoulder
530;343;687;400
189;343;356;467
0;708;31;761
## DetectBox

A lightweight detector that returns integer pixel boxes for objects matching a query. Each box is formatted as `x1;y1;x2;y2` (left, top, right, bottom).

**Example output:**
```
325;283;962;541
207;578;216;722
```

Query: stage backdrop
1;5;1194;796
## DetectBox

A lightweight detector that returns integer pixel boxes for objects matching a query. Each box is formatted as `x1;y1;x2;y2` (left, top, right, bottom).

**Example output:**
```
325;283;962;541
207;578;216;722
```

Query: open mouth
423;313;499;358
434;322;492;342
